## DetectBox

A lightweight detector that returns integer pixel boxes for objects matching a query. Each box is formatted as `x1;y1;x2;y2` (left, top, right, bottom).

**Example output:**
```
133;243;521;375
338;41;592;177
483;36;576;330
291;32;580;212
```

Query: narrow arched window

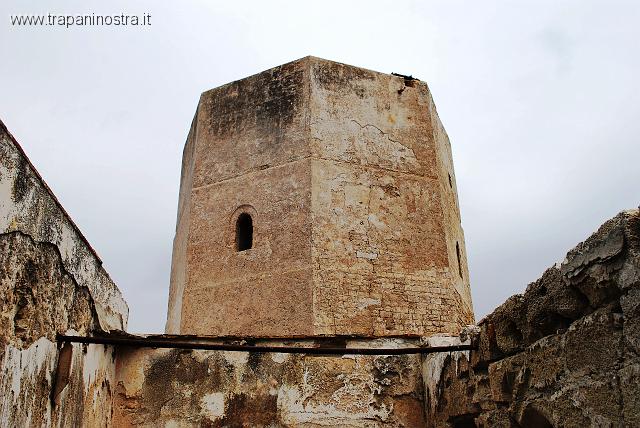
455;241;463;278
235;213;253;251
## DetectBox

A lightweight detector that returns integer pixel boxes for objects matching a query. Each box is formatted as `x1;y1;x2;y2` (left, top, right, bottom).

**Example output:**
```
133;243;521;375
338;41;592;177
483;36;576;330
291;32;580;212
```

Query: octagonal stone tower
166;56;474;337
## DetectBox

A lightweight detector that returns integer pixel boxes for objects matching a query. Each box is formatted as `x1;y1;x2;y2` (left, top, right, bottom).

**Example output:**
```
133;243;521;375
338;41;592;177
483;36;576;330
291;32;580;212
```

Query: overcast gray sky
2;1;638;333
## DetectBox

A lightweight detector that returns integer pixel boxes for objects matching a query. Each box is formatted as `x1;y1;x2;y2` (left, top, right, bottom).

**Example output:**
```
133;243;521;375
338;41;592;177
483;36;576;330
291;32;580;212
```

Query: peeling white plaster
0;133;128;332
0;338;57;426
200;392;225;420
422;335;469;415
277;384;391;426
356;297;381;310
222;351;249;368
82;344;111;393
223;351;249;383
356;250;378;260
367;214;386;229
271;352;288;364
0;160;18;228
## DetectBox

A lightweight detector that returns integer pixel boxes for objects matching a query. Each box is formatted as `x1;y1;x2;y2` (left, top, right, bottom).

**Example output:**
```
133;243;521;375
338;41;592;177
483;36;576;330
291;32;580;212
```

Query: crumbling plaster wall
423;209;640;427
113;338;427;427
0;121;128;426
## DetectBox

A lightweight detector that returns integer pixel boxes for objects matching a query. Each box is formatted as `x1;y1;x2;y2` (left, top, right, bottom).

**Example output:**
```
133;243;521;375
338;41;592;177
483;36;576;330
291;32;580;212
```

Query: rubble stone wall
0;121;128;426
423;209;640;427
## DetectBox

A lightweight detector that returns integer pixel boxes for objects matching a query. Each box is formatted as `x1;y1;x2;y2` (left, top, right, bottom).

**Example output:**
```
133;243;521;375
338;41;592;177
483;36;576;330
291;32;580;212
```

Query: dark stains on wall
200;59;305;143
211;393;279;427
312;58;376;99
116;348;300;426
114;345;429;426
11;155;31;204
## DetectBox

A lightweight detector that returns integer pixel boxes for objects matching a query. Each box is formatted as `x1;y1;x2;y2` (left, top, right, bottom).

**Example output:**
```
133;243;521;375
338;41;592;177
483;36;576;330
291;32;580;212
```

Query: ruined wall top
0;120;128;332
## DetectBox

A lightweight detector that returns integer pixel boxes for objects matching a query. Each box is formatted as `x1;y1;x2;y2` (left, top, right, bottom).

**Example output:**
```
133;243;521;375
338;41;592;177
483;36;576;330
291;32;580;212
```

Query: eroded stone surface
0;233;118;427
0;232;95;347
0;121;128;332
113;338;426;427
0;120;125;426
423;209;640;427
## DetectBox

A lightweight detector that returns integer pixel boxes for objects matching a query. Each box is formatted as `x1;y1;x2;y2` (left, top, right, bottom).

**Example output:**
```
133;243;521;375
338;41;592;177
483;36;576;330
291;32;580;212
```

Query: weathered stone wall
430;102;472;312
168;58;314;337
423;209;640;427
168;56;473;338
0;121;128;426
0;121;128;332
166;113;198;334
308;57;473;337
113;338;426;427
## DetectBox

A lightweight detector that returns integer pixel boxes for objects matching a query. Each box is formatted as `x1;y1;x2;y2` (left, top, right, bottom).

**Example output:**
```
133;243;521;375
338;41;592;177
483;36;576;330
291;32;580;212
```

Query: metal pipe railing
57;334;475;355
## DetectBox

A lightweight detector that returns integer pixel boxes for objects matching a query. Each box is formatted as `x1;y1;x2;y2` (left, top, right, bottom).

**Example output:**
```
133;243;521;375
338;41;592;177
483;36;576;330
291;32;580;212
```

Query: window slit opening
455;241;463;278
236;213;253;251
